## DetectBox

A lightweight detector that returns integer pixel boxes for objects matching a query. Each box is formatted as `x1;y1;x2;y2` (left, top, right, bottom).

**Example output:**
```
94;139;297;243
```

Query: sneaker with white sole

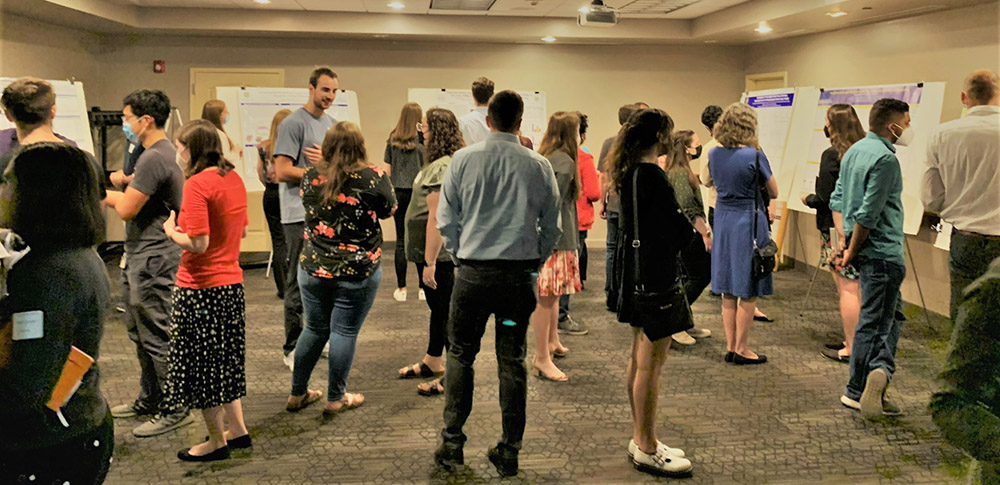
671;331;696;346
631;447;693;478
841;394;902;416
557;315;589;336
111;400;155;419
283;352;295;372
860;368;888;419
418;289;426;301
686;327;712;339
393;288;407;302
628;439;685;458
132;410;194;437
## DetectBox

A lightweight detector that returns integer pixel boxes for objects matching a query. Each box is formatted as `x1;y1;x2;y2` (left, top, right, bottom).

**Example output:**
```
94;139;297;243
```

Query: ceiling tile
362;0;430;13
294;0;365;11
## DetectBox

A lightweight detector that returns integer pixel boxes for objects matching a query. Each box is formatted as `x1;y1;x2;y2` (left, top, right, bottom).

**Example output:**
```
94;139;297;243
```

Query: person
285;121;396;416
608;108;694;478
399;107;465;395
273;67;339;371
662;130;713;346
803;104;866;363
830;98;911;419
532;111;582;382
0;143;112;484
698;105;723;229
556;112;599;337
384;102;425;302
161;120;249;462
256;109;292;298
434;90;560;478
0;78;79;172
458;77;493;146
922;69;1000;322
709;102;778;366
104;89;192;437
929;256;1000;485
201;99;241;162
599;103;642;311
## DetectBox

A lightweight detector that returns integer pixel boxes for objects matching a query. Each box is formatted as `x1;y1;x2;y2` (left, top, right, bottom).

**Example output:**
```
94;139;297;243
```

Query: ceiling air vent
613;0;701;14
430;0;498;10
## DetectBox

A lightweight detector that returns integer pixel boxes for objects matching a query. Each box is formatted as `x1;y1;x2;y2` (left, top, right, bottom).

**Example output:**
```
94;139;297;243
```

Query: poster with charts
0;78;95;155
787;83;945;236
407;88;547;149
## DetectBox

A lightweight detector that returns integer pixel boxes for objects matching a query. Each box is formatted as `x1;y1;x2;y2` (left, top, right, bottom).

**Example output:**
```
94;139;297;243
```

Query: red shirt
176;169;248;289
576;148;602;230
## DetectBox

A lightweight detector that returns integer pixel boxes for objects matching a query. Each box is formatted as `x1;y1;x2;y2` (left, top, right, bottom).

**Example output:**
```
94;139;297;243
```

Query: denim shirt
437;132;561;262
830;132;905;266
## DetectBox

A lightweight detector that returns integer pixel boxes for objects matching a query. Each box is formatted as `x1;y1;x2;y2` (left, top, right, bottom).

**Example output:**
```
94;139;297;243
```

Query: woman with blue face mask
201;99;241;163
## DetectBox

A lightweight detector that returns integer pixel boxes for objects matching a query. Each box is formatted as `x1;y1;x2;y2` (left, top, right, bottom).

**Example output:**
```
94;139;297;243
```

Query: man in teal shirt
830;98;911;420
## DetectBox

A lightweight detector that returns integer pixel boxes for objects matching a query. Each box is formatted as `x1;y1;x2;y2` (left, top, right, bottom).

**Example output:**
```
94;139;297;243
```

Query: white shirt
699;137;722;209
458;107;490;146
922;105;1000;235
217;128;241;165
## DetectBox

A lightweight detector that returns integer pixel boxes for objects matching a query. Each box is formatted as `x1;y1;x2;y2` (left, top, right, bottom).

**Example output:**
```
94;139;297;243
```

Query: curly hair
425;107;465;163
607;108;674;194
713;102;758;148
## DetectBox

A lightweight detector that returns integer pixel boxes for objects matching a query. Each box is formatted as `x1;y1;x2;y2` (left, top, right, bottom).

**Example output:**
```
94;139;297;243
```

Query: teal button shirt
829;131;905;266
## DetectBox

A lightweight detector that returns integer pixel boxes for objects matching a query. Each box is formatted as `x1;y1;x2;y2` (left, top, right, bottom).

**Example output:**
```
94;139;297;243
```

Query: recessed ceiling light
578;6;590;13
387;2;405;9
826;10;847;18
541;36;557;42
754;21;773;34
253;0;270;4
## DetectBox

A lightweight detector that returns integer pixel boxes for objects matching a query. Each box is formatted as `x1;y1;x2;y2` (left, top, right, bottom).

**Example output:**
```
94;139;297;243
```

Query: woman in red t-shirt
162;119;249;462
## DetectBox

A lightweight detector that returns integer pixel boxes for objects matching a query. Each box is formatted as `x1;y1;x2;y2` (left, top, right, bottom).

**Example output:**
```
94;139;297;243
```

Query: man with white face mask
829;97;910;420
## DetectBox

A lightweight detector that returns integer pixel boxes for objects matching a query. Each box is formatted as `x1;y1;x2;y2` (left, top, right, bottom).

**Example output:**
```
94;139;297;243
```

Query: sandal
417;377;445;396
323;392;365;415
551;345;569;359
398;362;443;379
286;390;323;412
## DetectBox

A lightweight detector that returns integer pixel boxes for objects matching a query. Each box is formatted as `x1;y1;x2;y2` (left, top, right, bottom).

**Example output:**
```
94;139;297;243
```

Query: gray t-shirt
273;108;335;224
598;135;621;214
126;138;185;254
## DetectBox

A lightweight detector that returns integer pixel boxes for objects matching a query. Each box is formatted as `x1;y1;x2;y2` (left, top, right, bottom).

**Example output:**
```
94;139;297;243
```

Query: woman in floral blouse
286;121;396;416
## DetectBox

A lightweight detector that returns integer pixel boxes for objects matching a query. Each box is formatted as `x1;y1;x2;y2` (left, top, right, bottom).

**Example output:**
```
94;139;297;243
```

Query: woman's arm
163;210;210;253
256;144;269;186
421;190;445;289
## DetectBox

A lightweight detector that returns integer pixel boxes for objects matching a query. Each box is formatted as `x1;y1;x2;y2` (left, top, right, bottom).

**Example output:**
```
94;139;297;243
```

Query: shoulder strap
753;149;761;248
631;167;643;289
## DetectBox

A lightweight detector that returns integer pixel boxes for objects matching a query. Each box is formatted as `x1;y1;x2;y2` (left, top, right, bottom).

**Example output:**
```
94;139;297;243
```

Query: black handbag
752;149;778;278
627;168;694;336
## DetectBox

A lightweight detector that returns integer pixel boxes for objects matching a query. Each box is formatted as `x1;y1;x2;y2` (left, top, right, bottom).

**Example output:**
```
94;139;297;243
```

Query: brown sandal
417;377;445;396
323;392;365;416
286;390;323;412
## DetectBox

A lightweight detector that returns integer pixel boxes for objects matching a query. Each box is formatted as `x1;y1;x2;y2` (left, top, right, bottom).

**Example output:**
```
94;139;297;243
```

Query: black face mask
692;145;703;159
823;125;831;138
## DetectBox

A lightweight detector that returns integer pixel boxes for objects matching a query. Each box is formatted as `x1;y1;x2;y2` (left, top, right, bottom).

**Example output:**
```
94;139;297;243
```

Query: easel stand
904;238;934;329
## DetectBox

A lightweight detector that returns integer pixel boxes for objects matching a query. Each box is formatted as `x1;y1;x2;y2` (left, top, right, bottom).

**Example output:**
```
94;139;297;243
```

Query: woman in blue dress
708;103;778;365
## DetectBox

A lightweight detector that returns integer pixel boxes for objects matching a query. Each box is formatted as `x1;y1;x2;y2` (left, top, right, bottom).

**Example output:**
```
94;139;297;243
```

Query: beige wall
0;14;98;83
744;1;1000;316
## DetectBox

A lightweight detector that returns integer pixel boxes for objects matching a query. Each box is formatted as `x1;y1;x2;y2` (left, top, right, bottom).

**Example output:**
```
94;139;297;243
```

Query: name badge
12;310;44;341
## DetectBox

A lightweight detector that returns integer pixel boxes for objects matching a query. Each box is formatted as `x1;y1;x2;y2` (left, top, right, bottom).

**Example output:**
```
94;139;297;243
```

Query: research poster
0;77;95;155
408;88;547;148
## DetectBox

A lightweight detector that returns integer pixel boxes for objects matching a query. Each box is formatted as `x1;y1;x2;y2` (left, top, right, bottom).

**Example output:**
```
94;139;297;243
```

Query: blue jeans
845;258;906;401
291;266;381;401
604;212;619;309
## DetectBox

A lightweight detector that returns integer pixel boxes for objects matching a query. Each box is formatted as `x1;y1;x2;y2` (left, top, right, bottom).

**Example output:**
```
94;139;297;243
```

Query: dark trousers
263;184;287;297
679;234;712;304
282;222;305;355
930;261;1000;473
0;410;113;485
442;261;537;452
604;212;620;310
417;261;456;358
123;247;181;413
558;231;587;321
845;258;906;401
393;188;412;289
948;231;1000;322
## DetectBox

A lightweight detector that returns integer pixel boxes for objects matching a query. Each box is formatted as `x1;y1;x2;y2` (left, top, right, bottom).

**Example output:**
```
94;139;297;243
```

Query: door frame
745;71;788;91
189;67;286;117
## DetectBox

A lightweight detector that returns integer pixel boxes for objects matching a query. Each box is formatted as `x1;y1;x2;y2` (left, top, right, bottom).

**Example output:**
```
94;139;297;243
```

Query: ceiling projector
578;0;620;27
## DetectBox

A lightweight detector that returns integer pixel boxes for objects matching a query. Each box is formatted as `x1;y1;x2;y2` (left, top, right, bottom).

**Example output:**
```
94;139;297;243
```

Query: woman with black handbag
608;108;695;478
708;103;779;366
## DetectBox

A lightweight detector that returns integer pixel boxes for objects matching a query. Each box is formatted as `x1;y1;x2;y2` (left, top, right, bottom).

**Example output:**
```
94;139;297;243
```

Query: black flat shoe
725;352;734;363
753;315;775;323
178;446;230;462
732;353;768;365
821;348;850;363
203;434;252;449
825;341;846;351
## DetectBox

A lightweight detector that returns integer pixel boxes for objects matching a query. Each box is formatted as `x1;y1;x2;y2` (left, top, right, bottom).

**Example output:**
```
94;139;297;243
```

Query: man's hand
110;170;133;188
162;210;180;239
304;144;323;165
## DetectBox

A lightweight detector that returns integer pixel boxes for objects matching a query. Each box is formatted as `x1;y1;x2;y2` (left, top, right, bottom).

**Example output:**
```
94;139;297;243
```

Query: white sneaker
860;368;889;419
631;447;693;478
840;395;861;411
628;439;685;458
686;327;712;338
418;289;426;301
393;288;407;302
671;331;696;346
283;352;295;372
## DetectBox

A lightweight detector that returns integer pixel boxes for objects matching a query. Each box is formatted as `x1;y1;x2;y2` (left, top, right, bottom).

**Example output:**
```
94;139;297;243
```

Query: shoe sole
821;351;850;363
557;327;589;336
630;458;693;478
671;338;697;346
860;369;888;419
133;416;195;438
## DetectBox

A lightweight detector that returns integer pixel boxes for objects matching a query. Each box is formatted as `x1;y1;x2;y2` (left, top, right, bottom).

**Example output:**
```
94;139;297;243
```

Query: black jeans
0;410;113;485
442;260;537;452
578;230;588;282
679;233;712;304
263;183;287;297
948;230;1000;322
417;261;456;358
282;222;305;355
605;212;620;310
393;188;412;289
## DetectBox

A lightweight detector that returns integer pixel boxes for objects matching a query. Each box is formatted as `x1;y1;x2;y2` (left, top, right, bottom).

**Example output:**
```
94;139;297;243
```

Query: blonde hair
200;99;236;152
713;102;758;149
265;109;293;163
319;121;368;205
538;111;581;200
389;102;421;151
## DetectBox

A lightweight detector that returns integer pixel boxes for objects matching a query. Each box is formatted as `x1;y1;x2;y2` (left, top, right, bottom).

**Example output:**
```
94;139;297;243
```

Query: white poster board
787;82;945;236
216;86;361;192
0;78;95;155
407;88;547;148
741;87;820;203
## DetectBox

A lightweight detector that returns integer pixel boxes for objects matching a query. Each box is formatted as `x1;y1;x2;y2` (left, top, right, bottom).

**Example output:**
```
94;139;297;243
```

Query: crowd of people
0;66;996;483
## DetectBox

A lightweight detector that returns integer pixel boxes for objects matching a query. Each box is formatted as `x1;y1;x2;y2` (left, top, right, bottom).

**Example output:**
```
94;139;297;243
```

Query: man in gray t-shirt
272;67;339;367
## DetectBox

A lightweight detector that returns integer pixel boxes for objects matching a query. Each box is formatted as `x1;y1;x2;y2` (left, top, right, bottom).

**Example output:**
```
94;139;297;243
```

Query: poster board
407;88;547;148
0;77;95;155
741;87;820;203
787;82;945;235
216;86;361;193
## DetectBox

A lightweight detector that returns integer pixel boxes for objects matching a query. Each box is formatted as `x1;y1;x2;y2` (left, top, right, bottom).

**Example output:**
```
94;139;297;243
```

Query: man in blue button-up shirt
830;98;911;420
433;90;560;477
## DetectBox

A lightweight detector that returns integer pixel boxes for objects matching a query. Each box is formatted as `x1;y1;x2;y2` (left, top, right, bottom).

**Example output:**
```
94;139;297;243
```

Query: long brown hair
538;111;581;200
826;104;866;161
200;99;236;151
176;119;235;178
425;107;464;163
264;108;292;163
389;102;421;151
319;121;368;205
607;108;674;194
666;130;699;190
